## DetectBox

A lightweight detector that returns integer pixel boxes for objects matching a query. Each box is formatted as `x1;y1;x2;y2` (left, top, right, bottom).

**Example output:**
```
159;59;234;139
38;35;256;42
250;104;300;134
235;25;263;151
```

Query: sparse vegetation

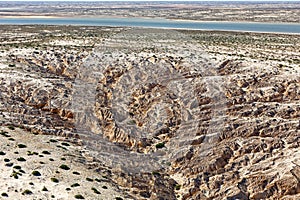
27;151;38;156
59;164;70;170
32;170;41;176
95;178;101;182
57;145;67;150
175;184;181;190
17;157;26;162
11;171;20;179
152;171;161;176
8;64;16;68
0;131;10;137
5;163;13;167
92;187;101;194
71;183;80;187
61;142;70;146
42;150;51;155
155;142;165;149
17;144;27;148
1;193;8;197
74;194;85;199
7;125;15;130
13;165;22;170
51;177;59;183
42;186;48;191
86;177;93;182
22;189;33;195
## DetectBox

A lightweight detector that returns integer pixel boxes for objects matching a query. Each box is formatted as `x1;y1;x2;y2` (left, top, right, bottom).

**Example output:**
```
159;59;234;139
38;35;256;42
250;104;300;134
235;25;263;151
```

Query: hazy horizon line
0;0;299;2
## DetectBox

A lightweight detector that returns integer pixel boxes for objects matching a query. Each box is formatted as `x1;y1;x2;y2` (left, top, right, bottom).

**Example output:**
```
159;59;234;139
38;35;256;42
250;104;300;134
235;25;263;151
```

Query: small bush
74;194;85;199
155;142;165;149
0;131;10;137
102;186;108;189
49;158;54;161
1;192;8;197
59;164;70;170
32;170;41;176
71;183;80;187
49;139;58;143
175;184;181;190
115;197;123;200
73;171;80;175
0;151;6;155
13;165;21;170
61;142;70;146
7;125;15;130
4;158;10;162
66;188;71;191
21;189;32;195
51;178;59;183
86;177;93;182
27;151;38;156
5;163;13;167
42;150;51;155
42;186;48;191
152;171;161;176
17;157;26;162
57;145;67;150
29;182;34;185
11;173;18;179
91;187;101;194
17;144;27;148
8;64;16;68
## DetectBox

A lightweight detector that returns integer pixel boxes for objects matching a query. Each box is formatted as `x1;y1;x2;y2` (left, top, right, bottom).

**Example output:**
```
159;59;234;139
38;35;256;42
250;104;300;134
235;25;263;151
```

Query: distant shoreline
0;16;300;35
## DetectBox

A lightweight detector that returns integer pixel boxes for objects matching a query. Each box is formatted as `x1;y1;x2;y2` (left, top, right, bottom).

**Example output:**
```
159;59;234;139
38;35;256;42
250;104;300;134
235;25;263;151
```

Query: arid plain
0;1;300;200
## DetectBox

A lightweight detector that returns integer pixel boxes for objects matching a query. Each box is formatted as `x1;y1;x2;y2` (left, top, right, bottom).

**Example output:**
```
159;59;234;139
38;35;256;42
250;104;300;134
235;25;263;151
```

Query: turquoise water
1;17;300;34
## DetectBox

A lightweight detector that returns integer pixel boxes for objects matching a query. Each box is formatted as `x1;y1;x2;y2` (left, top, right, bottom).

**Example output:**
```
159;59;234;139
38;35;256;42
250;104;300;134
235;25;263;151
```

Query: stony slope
0;25;299;199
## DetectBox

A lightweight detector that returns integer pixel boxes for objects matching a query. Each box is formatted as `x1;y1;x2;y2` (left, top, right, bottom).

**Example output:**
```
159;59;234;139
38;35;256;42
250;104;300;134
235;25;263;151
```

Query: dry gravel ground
0;126;129;200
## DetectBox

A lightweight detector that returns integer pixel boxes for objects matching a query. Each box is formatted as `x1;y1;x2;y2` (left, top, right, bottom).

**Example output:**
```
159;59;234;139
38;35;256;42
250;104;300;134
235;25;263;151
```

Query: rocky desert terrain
0;25;299;200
